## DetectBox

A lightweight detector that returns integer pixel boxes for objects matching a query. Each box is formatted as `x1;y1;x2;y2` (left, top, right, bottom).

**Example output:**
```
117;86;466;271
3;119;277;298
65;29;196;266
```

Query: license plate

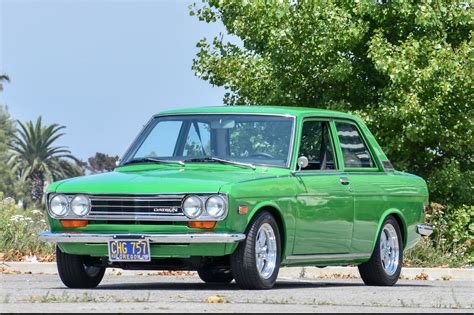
108;239;151;262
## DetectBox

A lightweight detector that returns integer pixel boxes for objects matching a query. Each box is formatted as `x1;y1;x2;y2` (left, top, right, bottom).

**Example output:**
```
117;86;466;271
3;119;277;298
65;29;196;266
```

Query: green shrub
405;237;471;268
429;203;473;259
405;203;473;267
0;193;54;260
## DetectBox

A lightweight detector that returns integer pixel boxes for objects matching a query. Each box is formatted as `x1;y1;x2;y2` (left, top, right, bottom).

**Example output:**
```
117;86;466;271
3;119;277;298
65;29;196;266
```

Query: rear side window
335;122;374;168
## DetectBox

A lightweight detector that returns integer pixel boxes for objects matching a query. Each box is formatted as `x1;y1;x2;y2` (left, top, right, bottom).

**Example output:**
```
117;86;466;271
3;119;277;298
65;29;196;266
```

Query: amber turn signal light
238;205;249;215
188;221;216;229
60;220;88;228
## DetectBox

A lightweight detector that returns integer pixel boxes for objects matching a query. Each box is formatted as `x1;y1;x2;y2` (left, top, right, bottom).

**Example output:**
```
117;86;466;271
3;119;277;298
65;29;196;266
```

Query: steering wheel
249;152;274;159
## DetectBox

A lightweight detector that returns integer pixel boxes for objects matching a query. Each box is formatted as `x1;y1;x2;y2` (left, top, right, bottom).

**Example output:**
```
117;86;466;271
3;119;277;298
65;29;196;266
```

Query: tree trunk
30;171;44;204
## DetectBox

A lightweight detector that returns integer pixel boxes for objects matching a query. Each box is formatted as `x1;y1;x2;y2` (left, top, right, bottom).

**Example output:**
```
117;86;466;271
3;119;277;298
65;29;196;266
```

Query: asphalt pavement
1;272;473;313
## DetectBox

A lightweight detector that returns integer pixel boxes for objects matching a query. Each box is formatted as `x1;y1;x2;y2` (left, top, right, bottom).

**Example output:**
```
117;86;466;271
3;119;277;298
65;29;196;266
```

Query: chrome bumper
39;231;246;244
416;224;433;237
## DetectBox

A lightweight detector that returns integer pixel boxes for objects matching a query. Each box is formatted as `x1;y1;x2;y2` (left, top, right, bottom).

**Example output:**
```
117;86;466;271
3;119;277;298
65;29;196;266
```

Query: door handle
340;177;350;185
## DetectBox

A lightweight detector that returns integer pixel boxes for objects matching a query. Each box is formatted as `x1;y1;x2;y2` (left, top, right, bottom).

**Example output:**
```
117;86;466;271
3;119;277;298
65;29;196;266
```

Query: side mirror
296;156;309;172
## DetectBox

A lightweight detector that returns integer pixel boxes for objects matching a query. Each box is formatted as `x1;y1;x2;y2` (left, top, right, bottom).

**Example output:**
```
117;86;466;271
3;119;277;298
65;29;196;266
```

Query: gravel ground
1;272;473;313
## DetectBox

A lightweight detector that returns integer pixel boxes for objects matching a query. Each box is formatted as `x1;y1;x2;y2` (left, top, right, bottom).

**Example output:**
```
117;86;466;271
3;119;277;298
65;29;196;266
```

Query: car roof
157;106;358;120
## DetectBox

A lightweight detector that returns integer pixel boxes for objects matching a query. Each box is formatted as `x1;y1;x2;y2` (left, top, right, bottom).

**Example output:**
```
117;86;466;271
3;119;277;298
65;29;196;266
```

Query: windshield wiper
122;157;185;166
184;157;256;170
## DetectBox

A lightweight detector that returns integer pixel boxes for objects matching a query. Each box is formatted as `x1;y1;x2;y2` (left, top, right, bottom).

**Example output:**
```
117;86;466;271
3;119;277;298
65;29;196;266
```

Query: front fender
239;199;296;262
247;201;283;225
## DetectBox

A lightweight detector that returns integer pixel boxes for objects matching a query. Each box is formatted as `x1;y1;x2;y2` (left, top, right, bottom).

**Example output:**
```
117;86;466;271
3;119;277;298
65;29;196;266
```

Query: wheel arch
247;202;287;262
372;209;408;252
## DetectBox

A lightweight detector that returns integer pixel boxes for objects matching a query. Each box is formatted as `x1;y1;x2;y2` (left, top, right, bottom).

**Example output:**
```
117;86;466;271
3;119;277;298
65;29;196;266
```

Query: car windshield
122;114;295;168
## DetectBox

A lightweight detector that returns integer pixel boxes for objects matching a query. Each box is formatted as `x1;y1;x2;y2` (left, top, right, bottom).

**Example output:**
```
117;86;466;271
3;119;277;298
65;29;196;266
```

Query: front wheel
231;211;281;289
56;245;105;288
358;216;403;286
197;265;233;283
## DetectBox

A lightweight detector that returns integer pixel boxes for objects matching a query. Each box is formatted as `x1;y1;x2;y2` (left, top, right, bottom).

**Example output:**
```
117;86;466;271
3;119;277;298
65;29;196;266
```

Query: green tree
8;117;83;203
87;152;119;174
0;76;17;198
0;106;16;197
190;0;473;206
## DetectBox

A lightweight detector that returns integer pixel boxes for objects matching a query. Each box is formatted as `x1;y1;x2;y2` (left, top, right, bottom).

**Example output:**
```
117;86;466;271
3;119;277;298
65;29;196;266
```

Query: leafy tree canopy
87;152;119;174
190;0;473;206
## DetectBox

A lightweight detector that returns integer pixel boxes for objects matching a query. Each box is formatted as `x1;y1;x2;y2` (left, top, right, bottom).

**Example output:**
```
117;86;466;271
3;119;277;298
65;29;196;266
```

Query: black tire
197;266;233;283
231;211;281;290
56;245;105;288
358;216;403;286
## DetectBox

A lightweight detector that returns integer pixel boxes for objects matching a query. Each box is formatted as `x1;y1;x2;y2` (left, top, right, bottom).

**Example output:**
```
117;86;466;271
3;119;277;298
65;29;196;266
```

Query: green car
39;106;432;289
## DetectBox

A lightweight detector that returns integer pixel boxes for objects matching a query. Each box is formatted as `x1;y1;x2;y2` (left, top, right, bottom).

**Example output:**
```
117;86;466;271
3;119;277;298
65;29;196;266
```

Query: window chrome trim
296;118;340;172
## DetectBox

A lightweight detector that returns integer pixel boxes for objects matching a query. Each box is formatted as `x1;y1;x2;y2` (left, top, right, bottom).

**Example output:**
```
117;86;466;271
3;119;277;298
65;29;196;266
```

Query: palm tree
0;74;9;92
8;117;83;203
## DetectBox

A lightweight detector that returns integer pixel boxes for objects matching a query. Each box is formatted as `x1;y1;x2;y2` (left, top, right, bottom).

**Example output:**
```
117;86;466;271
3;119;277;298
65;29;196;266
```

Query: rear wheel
231;211;281;289
358;216;403;286
56;245;105;288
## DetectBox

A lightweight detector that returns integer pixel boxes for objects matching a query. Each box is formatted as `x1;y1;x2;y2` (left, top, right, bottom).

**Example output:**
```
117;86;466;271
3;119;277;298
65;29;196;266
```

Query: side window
335;122;374;168
299;121;336;170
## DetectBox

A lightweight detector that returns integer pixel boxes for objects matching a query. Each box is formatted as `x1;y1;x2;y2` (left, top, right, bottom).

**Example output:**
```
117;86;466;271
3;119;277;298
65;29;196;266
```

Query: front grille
86;194;187;221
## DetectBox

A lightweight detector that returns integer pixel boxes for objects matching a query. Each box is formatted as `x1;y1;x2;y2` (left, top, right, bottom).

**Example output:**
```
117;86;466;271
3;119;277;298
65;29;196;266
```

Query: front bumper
416;224;433;237
39;231;246;244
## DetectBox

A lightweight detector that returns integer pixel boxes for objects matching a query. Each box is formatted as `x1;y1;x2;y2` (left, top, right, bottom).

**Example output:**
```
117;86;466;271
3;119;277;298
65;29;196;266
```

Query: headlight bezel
182;194;228;221
205;195;227;218
48;194;69;218
70;194;91;217
182;195;204;219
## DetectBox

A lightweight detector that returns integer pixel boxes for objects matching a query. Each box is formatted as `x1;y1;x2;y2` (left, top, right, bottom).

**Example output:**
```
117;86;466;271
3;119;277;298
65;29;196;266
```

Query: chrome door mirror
296;156;309;172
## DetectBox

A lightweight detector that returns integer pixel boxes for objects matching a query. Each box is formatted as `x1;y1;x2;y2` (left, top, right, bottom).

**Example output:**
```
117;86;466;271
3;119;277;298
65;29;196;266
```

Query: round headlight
205;195;226;218
70;195;91;216
182;195;203;219
50;194;69;217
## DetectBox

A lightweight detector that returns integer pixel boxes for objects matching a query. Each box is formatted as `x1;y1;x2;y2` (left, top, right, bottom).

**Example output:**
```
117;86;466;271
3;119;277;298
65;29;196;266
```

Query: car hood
50;164;288;194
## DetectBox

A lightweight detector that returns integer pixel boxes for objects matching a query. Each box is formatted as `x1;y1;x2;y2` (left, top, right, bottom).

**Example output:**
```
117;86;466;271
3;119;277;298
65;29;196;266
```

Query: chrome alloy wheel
255;223;277;279
380;223;400;276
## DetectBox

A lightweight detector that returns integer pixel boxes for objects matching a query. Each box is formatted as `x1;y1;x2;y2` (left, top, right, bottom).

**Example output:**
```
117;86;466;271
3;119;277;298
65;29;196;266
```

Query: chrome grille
86;194;187;221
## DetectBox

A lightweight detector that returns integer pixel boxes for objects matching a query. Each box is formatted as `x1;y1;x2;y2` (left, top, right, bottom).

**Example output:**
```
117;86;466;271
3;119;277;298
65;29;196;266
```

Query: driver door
293;119;354;254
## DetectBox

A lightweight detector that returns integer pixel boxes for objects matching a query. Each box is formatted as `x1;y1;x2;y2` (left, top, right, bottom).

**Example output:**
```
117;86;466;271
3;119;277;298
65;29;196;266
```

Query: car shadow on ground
90;279;432;291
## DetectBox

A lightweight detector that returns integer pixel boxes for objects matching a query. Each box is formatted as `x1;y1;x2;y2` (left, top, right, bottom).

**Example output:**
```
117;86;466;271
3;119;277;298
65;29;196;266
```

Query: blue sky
0;0;227;160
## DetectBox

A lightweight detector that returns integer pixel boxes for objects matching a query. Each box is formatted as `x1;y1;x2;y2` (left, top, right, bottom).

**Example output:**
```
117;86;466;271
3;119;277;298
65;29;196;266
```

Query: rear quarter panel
350;171;428;254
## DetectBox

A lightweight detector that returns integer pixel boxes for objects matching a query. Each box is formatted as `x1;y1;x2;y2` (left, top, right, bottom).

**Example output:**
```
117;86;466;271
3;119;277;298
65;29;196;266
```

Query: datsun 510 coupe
40;106;433;289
